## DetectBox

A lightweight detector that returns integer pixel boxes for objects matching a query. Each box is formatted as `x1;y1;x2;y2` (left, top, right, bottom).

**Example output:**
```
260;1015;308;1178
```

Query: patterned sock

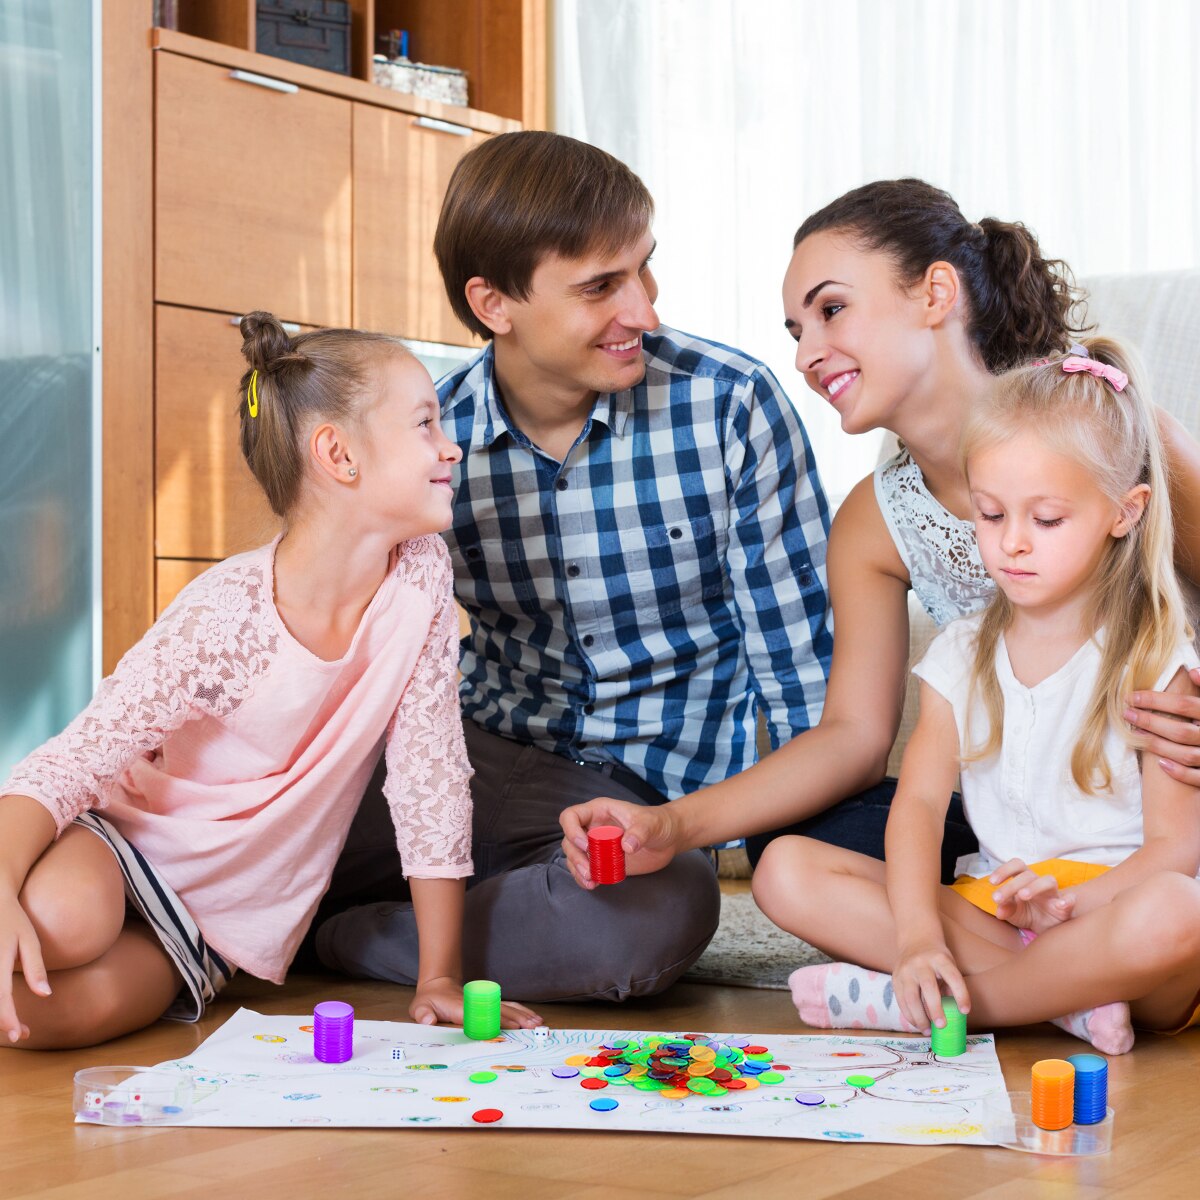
1049;1003;1135;1056
788;962;921;1032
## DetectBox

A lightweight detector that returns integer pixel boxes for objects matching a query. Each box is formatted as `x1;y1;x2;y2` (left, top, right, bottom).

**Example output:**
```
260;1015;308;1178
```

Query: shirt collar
468;343;640;452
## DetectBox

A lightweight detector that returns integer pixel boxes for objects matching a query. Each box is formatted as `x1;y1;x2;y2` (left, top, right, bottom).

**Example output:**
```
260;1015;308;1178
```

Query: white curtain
0;0;96;776
555;0;1200;500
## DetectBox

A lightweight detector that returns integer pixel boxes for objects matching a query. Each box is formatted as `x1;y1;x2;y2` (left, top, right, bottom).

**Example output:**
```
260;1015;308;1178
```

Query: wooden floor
5;929;1199;1198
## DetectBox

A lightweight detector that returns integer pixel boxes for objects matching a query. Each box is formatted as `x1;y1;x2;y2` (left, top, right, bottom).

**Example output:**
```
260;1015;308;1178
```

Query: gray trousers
312;722;722;1003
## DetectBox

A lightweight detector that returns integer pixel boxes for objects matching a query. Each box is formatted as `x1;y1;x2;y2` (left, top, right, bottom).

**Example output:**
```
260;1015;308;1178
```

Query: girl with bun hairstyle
561;180;1200;887
0;313;541;1048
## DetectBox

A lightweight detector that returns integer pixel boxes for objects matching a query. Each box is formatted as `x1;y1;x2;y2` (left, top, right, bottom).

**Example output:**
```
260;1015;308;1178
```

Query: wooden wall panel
101;4;155;671
176;0;255;51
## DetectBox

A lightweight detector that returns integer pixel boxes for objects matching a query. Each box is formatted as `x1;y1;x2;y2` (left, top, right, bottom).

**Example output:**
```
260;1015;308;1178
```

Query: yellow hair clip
247;369;259;419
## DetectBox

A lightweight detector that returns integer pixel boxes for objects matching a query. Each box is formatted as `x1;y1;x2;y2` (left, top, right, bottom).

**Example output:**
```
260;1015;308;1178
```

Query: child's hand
0;894;51;1044
408;977;544;1030
892;941;970;1034
989;859;1075;934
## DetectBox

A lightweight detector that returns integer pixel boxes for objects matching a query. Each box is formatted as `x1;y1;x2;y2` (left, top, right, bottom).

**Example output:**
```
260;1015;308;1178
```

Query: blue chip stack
1065;1052;1108;1125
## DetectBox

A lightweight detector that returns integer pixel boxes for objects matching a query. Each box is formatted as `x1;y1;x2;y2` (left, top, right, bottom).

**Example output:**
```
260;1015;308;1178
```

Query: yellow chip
686;1062;715;1077
627;1066;647;1079
661;1088;691;1099
688;1045;716;1062
740;1077;760;1090
564;1054;590;1067
433;1096;469;1102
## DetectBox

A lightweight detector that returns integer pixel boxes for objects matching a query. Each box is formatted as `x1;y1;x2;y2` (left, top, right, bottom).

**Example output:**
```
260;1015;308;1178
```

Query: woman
559;179;1200;885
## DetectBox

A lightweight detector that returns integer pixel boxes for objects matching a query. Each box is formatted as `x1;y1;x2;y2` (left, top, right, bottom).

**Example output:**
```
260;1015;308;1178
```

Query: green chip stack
930;996;967;1057
462;979;502;1041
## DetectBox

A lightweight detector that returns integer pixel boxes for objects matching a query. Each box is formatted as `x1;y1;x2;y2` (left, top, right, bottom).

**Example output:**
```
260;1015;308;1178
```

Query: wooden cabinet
155;306;282;564
103;8;540;654
353;104;489;342
156;54;352;328
156;559;214;617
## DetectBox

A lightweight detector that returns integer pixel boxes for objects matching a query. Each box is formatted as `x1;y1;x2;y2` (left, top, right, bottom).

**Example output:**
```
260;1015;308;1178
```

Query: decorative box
372;55;469;108
257;1;351;76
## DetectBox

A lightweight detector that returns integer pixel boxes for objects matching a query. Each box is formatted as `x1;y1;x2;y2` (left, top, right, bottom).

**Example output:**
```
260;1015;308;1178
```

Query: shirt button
583;703;595;716
582;634;595;647
567;563;581;578
669;527;683;540
556;477;569;491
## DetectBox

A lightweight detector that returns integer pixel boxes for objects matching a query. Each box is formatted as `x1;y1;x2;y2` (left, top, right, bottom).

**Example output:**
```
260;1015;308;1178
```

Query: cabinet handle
230;316;301;334
229;69;299;95
412;116;473;137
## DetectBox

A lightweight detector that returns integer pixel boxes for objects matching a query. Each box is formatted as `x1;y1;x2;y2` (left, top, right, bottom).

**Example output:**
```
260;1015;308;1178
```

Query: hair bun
239;311;293;372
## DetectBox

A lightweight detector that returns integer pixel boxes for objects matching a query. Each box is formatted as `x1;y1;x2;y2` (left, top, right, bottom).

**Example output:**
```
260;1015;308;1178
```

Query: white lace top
0;534;473;983
874;446;994;627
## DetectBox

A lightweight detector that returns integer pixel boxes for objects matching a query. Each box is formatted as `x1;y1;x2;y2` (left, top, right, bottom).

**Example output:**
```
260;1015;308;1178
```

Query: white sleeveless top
873;446;994;628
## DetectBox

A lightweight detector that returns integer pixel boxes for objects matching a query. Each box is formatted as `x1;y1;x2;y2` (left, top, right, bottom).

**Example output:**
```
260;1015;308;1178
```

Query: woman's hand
1125;669;1200;785
559;798;682;889
408;977;543;1030
891;941;970;1034
0;893;51;1043
988;859;1075;934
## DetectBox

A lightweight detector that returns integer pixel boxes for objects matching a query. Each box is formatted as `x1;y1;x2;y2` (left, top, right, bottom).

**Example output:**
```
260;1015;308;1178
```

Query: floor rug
683;890;830;990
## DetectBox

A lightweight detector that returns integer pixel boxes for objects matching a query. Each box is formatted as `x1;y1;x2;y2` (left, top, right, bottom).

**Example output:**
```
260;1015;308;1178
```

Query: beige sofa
884;268;1200;775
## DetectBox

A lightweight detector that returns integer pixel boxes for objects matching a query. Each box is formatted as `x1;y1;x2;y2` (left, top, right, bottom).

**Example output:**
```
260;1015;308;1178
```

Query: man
311;132;832;1002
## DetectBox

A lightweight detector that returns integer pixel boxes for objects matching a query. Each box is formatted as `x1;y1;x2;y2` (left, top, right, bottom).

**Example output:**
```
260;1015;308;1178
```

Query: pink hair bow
1061;355;1128;393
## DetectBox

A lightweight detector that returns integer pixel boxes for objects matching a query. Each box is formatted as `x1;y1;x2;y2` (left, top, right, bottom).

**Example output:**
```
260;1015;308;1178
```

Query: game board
126;1007;1012;1144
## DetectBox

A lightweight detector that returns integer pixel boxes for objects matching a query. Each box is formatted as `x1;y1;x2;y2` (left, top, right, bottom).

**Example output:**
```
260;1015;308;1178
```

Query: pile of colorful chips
554;1033;789;1101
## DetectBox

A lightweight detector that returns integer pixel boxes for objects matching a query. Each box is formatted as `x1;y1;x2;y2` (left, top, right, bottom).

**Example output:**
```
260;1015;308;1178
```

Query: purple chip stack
313;1001;354;1063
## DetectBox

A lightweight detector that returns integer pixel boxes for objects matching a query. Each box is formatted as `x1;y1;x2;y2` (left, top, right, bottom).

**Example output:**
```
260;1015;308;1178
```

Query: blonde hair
237;311;411;517
960;337;1188;793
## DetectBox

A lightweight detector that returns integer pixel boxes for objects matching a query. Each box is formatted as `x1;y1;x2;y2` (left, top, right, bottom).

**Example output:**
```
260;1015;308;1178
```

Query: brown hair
793;179;1089;373
961;337;1188;793
237;311;410;517
434;131;655;340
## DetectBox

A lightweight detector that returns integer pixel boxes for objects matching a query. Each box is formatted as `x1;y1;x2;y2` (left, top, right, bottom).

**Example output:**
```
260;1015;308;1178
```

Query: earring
348;467;358;478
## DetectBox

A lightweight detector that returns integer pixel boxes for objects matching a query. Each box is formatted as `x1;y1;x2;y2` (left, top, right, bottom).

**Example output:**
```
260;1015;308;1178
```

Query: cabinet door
156;558;215;616
353;103;488;344
155;305;283;560
156;52;352;328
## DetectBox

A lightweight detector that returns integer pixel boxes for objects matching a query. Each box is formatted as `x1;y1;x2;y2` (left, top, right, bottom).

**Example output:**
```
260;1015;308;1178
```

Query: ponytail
793;179;1089;372
972;218;1083;372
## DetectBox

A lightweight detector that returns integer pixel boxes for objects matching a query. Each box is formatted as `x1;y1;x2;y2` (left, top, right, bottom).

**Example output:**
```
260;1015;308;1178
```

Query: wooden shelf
151;27;520;134
163;0;545;129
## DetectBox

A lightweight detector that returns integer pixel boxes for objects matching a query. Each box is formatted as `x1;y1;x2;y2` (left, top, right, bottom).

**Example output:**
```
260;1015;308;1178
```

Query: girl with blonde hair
757;337;1200;1054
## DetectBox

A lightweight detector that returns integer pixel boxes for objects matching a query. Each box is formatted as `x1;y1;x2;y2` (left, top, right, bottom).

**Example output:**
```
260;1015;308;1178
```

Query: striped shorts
74;812;234;1022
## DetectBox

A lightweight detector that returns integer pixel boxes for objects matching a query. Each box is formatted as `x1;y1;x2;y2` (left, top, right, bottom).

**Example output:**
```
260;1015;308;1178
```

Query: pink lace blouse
0;534;473;983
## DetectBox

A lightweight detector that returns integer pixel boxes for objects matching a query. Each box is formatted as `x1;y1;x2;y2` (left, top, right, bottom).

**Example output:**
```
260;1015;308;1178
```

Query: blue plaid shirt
438;326;833;800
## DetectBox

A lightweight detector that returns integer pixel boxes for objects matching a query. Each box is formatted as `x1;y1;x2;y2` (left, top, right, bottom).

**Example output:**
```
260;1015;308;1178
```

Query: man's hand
559;797;683;889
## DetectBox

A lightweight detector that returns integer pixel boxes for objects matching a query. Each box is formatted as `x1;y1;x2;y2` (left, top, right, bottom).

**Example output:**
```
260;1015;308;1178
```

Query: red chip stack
587;825;626;884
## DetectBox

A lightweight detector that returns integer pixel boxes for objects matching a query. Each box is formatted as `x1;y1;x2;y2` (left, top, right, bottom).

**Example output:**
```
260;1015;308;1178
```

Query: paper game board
129;1007;1010;1144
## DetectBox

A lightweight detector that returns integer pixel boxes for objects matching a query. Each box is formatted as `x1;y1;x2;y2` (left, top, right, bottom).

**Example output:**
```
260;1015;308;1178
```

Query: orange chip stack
1031;1058;1075;1131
